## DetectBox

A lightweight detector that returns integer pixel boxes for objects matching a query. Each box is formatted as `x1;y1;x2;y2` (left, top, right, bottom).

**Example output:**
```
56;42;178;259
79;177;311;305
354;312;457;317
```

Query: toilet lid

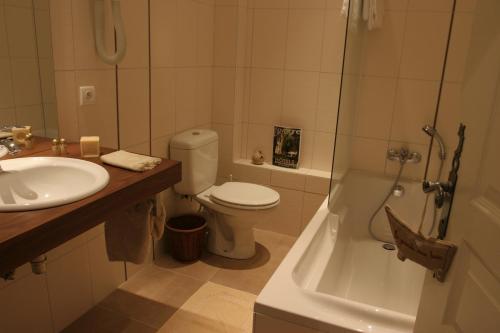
210;182;280;208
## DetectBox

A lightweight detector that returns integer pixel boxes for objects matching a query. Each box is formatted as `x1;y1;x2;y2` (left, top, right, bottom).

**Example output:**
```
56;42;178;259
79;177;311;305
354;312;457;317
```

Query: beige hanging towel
105;194;166;264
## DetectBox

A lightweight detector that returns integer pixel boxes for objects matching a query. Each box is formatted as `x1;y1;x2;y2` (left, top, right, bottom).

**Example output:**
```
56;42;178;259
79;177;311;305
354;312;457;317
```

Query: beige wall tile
72;0;113;70
351;137;387;173
0;107;16;125
282;70;319;130
11;59;42;106
175;0;197;66
151;68;175;139
285;9;324;71
246;123;273;162
195;67;213;126
399;12;451;80
407;0;453;12
456;0;478;12
361;12;405;77
75;69;118;148
353;76;397;140
4;5;36;57
39;58;56;104
151;134;173;158
326;0;342;9
212;123;234;177
251;0;289;9
15;105;44;134
251;9;288;68
0;6;8;58
311;131;334;171
34;0;50;9
436;82;462;148
119;0;149;69
444;12;474;83
50;0;75;70
118;68;150;149
391;79;440;144
321;10;346;73
150;0;176;67
270;169;306;191
385;0;408;12
214;5;238;66
197;3;215;66
236;6;249;66
301;192;326;230
316;73;340;133
5;0;33;6
258;186;304;236
34;8;53;59
55;70;79;141
248;68;283;125
233;160;271;184
174;67;197;132
212;67;236;124
290;0;325;9
305;173;330;194
215;0;238;6
0;58;14;108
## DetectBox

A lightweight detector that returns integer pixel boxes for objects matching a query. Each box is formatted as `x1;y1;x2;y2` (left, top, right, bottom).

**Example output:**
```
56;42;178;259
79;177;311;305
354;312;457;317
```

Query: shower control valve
387;147;421;164
422;180;452;208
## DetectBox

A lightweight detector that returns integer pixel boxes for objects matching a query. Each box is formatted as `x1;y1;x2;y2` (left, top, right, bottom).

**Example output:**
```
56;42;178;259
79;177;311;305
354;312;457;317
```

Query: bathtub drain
382;243;396;251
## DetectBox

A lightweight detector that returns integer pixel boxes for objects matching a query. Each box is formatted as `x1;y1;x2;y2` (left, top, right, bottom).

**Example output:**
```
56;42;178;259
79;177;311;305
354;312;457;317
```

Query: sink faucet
0;139;20;155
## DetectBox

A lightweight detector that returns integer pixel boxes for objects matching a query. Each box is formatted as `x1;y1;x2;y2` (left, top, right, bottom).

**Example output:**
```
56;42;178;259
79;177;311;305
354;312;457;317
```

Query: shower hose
367;158;445;244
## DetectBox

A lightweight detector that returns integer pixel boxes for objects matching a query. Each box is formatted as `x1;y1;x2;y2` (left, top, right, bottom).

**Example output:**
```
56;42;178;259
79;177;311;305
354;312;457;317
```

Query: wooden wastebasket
166;215;207;261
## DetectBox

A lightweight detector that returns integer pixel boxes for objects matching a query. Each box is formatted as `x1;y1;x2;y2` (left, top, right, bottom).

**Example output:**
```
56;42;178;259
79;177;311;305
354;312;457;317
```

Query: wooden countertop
0;138;181;274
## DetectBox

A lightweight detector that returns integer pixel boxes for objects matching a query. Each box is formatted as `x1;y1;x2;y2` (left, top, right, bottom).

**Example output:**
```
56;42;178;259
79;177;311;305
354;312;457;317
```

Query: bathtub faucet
387;147;421;164
422;180;452;208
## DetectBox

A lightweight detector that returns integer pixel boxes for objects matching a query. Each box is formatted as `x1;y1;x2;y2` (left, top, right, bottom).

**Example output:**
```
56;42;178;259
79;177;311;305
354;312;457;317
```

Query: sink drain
382;243;396;251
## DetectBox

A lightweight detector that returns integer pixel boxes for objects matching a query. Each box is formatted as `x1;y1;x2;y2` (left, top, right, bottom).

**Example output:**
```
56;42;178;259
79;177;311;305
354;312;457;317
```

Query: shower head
422;125;446;160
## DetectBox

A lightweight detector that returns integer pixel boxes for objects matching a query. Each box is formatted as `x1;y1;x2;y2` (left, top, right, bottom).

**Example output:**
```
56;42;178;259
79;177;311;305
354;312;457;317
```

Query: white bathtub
254;171;429;333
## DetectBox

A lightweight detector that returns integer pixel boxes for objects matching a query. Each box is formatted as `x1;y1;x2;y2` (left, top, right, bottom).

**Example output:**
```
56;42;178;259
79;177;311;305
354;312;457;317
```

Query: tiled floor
64;229;296;333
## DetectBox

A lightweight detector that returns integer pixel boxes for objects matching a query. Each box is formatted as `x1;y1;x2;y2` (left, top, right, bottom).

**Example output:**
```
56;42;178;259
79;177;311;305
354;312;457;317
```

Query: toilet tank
170;129;218;195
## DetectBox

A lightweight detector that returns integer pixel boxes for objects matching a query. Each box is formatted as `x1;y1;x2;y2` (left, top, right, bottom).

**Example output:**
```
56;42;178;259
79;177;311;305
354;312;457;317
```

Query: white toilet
170;129;280;259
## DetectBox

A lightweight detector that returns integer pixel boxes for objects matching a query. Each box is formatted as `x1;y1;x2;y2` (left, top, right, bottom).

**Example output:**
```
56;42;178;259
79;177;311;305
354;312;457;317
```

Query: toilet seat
210;182;280;210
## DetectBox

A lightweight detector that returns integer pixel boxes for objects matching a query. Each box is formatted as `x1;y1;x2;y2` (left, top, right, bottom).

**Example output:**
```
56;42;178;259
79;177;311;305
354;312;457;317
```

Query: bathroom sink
0;157;109;212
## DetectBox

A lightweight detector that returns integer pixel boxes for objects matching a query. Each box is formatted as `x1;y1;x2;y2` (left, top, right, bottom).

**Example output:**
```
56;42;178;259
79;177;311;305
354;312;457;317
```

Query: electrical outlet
79;86;96;106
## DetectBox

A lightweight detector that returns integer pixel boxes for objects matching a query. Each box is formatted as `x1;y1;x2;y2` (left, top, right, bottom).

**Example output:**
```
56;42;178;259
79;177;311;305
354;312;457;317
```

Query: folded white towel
100;150;162;172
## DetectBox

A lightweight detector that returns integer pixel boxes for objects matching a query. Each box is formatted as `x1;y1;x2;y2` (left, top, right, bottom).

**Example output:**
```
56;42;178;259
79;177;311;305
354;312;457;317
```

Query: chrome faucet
422;125;447;160
422;180;452;208
387;147;421;164
0;139;20;155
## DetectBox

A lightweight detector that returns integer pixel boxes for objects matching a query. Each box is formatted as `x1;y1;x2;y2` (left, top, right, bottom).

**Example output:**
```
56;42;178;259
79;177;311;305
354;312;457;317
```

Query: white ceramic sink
0;157;109;212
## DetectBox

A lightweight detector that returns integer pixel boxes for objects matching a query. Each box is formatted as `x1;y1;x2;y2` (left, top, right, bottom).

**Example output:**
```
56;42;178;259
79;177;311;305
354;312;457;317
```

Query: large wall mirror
0;0;58;137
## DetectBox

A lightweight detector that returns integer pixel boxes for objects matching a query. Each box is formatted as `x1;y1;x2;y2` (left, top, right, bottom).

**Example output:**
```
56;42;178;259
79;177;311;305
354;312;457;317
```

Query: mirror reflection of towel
105;194;166;264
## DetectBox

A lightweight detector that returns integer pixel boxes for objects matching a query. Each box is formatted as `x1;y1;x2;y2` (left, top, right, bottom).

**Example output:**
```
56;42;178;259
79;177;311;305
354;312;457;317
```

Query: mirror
0;0;58;137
